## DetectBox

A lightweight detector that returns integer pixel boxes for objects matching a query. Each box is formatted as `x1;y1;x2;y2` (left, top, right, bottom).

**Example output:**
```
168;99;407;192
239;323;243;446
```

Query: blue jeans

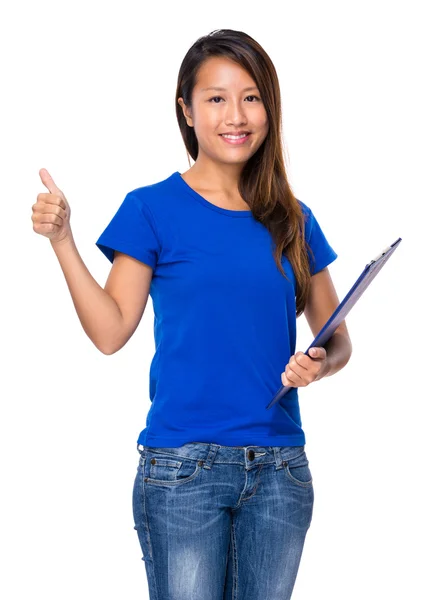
132;442;314;600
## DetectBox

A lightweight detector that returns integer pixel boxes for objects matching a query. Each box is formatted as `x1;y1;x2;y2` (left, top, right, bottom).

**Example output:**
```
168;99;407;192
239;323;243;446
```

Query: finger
285;367;304;386
294;352;310;369
309;347;326;359
288;356;309;379
282;372;293;386
39;168;64;197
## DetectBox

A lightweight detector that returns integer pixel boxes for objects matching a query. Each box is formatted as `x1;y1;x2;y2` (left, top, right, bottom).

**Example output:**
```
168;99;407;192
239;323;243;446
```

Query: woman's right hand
32;168;73;244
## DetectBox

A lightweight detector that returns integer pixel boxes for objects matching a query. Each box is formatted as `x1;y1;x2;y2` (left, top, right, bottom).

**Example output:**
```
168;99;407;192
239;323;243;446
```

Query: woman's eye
208;95;261;103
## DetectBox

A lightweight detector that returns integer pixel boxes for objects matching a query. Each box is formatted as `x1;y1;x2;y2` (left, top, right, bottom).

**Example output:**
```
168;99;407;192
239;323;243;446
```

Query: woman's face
178;56;269;167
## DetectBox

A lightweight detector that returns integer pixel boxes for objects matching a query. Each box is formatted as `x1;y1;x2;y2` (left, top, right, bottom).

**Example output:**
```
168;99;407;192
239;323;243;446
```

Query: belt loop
203;443;219;470
273;446;284;469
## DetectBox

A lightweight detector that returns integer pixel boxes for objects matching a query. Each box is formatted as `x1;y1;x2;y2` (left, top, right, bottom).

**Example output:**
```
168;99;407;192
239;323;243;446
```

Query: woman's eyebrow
200;85;259;92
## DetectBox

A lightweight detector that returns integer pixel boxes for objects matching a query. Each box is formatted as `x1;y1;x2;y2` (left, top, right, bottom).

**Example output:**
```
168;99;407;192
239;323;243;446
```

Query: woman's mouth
219;133;251;145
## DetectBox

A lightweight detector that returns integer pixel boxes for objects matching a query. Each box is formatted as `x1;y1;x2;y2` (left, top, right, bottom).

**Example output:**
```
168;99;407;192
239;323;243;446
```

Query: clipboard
266;236;402;410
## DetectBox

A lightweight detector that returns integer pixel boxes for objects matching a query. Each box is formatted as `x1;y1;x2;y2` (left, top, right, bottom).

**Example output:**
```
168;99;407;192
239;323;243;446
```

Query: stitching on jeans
231;515;238;600
141;468;153;559
141;464;160;599
277;447;306;470
241;464;264;501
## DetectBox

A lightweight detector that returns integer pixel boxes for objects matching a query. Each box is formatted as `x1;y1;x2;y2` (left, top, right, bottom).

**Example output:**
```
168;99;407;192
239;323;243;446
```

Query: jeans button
247;449;255;461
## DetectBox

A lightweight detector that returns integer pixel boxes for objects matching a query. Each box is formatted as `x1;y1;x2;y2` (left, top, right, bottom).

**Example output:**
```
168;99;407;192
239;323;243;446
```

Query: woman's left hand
281;347;329;388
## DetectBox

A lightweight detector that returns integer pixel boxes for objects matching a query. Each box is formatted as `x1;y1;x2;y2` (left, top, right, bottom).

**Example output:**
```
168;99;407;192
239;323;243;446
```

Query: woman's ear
178;97;193;127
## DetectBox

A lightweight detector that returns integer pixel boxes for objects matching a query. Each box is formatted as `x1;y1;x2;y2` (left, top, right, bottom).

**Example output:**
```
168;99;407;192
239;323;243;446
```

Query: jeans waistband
137;441;306;470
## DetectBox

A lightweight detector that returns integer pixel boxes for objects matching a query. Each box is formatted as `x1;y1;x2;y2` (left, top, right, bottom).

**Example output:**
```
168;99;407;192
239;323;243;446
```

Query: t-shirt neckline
172;171;252;218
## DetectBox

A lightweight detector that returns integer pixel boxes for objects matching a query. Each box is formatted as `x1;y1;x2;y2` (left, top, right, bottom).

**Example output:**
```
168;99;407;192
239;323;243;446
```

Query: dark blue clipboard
266;237;402;410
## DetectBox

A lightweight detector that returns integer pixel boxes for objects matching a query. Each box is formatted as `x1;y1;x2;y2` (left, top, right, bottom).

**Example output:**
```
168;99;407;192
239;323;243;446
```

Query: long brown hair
175;28;314;317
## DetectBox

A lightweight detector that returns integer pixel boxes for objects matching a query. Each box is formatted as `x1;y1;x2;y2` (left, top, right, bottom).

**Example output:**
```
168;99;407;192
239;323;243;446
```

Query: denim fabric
132;442;314;600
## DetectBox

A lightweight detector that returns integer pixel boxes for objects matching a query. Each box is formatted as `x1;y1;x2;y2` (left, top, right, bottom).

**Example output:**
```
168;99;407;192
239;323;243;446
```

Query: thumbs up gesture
32;168;73;244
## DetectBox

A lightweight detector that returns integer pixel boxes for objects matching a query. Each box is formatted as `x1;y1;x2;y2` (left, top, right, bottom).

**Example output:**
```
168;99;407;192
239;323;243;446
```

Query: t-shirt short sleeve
304;205;338;275
95;192;161;269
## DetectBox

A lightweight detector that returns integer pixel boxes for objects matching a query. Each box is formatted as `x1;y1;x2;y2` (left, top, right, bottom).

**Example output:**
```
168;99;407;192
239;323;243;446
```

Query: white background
1;0;424;598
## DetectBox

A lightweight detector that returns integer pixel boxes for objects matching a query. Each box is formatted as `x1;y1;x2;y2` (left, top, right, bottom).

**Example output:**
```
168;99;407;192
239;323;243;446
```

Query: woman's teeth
221;134;248;139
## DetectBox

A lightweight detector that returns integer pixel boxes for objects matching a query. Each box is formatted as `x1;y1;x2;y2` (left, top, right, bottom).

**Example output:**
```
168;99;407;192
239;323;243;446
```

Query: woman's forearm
50;235;123;354
322;330;352;378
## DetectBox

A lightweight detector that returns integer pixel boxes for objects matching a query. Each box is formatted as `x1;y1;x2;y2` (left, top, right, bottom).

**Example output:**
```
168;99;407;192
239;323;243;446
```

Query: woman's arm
50;236;124;354
51;238;153;355
303;267;352;379
321;330;352;378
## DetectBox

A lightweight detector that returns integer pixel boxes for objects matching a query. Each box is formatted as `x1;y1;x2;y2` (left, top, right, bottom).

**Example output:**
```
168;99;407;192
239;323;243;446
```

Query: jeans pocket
144;450;204;487
283;450;313;487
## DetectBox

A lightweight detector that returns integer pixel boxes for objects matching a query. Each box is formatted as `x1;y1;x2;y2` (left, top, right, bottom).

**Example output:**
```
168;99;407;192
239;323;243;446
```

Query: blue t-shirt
96;171;338;447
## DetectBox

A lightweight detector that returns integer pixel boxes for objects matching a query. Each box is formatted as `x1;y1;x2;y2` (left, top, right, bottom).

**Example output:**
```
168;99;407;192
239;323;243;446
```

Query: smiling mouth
219;133;251;138
219;133;252;145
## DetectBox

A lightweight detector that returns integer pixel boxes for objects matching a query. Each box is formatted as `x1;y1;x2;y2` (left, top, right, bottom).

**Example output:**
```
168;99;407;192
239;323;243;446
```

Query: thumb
309;347;325;359
39;168;64;197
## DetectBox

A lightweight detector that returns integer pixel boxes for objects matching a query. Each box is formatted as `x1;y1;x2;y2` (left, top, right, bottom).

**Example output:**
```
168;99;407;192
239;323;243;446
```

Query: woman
33;28;352;600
